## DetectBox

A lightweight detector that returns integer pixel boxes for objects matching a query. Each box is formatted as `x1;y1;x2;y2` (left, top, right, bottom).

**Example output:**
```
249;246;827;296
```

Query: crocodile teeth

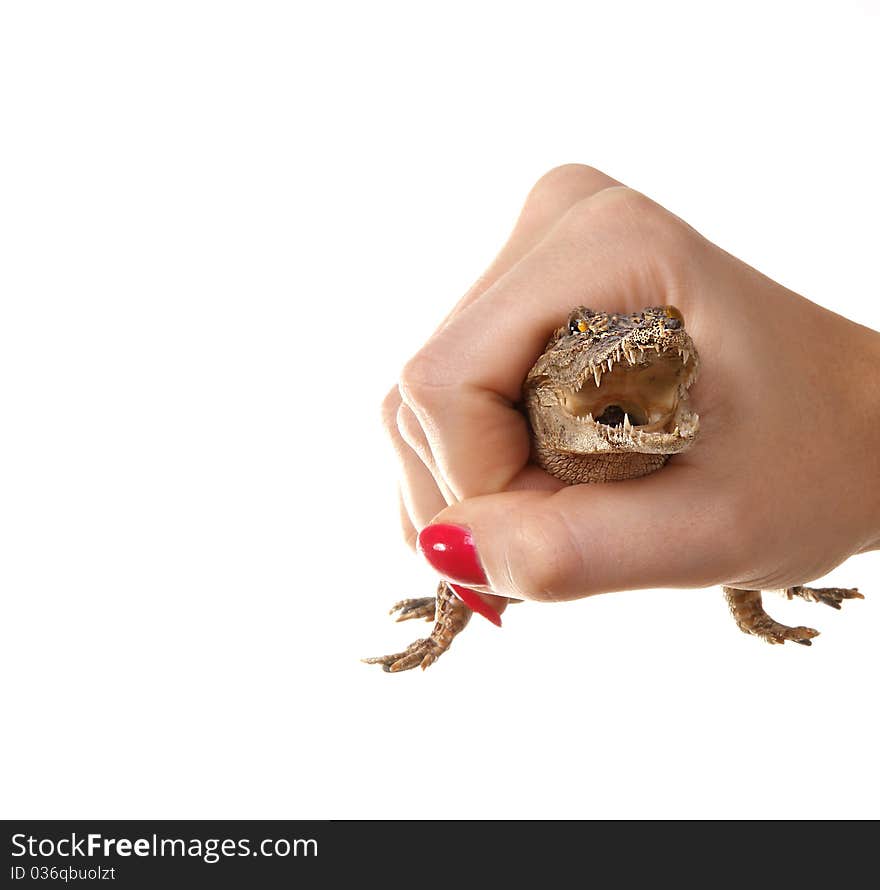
623;413;632;433
592;365;602;387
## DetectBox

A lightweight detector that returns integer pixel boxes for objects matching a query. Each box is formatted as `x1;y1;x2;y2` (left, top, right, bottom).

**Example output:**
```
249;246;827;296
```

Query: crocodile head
523;306;700;456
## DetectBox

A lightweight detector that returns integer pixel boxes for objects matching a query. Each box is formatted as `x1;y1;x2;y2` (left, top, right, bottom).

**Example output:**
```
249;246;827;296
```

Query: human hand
383;165;880;613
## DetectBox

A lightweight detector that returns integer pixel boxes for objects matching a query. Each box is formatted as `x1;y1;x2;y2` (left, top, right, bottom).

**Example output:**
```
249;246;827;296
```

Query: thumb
419;466;729;602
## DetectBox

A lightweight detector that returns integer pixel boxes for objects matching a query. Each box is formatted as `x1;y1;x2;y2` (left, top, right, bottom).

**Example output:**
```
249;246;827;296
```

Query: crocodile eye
569;318;589;335
663;305;684;323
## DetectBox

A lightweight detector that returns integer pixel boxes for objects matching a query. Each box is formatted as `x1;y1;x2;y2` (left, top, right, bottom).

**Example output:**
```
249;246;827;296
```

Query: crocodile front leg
363;581;473;672
723;587;820;645
723;583;864;646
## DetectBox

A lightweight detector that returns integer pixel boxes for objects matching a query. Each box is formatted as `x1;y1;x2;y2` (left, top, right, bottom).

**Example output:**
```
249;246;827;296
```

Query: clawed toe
362;638;441;672
389;597;437;623
768;625;820;646
787;586;864;610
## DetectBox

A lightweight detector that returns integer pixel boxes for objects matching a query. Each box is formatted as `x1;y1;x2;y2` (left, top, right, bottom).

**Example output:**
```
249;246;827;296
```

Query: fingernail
449;584;503;627
417;523;487;586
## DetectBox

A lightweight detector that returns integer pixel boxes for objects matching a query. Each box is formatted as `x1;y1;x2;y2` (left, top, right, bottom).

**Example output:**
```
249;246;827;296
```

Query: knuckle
643;207;696;263
578;185;659;228
498;508;584;601
398;351;434;398
555;185;638;235
562;186;698;263
526;163;614;208
609;188;694;250
398;348;450;413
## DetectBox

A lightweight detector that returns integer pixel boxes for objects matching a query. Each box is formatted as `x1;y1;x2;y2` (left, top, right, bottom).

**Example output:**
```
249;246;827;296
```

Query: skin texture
375;165;880;658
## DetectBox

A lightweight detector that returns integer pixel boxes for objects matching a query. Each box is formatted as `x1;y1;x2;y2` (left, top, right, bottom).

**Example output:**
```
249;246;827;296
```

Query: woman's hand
383;165;880;611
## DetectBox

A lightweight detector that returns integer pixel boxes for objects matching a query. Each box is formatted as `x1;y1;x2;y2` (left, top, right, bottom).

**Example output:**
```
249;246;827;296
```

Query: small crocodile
365;306;861;671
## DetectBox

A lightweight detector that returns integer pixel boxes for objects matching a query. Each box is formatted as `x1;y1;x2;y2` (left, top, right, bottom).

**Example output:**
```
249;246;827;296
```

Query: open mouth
558;346;696;435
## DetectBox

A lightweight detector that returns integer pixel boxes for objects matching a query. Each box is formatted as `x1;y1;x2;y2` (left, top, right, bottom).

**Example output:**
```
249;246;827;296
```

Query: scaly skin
362;580;471;672
365;305;862;670
523;305;699;482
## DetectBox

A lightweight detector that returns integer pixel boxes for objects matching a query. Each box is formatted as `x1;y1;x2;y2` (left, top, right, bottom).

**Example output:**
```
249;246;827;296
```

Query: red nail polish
449;584;503;627
417;523;488;587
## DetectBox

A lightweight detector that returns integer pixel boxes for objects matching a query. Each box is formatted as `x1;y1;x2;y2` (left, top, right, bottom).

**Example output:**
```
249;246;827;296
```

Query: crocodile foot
389;597;436;623
363;581;472;673
723;587;820;646
786;585;863;610
362;637;445;673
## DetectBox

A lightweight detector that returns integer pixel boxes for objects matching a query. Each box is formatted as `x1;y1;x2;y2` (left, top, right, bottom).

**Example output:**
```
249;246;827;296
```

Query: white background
2;1;878;819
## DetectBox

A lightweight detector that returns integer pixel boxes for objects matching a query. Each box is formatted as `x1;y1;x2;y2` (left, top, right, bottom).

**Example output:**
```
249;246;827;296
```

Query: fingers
387;164;629;538
437;164;625;327
383;391;512;615
395;402;454;514
381;388;447;544
386;166;693;616
408;187;688;401
427;466;736;601
401;187;696;501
